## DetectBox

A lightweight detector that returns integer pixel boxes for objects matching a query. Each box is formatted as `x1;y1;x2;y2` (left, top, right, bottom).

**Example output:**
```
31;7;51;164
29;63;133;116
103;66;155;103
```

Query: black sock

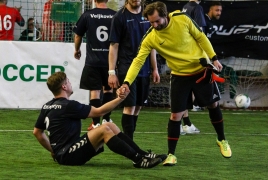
106;135;141;163
133;115;138;131
183;116;192;126
117;132;147;155
102;92;114;120
121;114;134;140
167;119;181;155
208;105;225;141
90;99;101;124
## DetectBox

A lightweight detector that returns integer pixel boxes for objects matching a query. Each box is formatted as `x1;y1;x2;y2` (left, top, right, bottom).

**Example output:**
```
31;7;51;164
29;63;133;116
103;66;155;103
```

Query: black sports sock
167;119;181;155
117;132;147;155
133;115;138;131
121;114;134;140
208;105;225;141
183;116;192;126
90;99;101;125
102;92;113;120
106;135;141;163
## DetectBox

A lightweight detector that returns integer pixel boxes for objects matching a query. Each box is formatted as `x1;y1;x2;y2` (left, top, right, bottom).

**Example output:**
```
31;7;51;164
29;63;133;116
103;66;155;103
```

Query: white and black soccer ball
235;94;251;109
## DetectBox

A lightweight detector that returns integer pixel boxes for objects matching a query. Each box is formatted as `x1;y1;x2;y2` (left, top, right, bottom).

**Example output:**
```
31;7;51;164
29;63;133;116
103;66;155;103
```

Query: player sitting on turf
33;71;166;168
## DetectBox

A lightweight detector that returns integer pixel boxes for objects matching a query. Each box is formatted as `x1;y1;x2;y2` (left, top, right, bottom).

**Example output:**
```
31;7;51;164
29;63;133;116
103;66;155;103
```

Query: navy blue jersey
109;8;151;77
182;1;206;29
35;98;91;154
73;8;116;67
204;14;214;39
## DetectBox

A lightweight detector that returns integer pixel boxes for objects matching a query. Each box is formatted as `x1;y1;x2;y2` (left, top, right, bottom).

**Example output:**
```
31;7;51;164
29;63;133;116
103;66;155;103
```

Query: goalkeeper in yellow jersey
120;1;232;166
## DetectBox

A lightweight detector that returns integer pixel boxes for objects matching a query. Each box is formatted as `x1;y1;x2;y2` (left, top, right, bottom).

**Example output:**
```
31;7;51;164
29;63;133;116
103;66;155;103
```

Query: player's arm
87;87;129;118
74;34;82;60
123;41;152;86
33;127;53;153
186;16;222;70
150;49;160;84
15;6;25;27
108;42;120;88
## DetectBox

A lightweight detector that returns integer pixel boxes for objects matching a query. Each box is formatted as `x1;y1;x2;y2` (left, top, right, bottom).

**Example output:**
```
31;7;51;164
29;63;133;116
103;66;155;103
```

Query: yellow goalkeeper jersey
124;11;217;85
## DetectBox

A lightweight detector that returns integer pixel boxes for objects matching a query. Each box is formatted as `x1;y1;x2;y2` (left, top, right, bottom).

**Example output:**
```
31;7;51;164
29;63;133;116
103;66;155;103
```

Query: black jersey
73;8;116;67
182;1;206;30
109;8;151;77
204;14;215;39
35;98;91;154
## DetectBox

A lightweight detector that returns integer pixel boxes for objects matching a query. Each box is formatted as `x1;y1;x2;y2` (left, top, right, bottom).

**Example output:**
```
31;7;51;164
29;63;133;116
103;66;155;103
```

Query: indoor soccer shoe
133;157;162;168
183;124;200;134
146;150;167;162
162;154;177;166
180;124;186;135
102;119;113;124
87;122;100;131
217;139;232;158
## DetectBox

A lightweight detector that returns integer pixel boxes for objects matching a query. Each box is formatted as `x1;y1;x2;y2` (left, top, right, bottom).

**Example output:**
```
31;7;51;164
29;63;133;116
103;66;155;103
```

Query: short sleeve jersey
0;5;24;40
35;98;91;154
109;8;151;77
73;8;116;67
182;2;206;30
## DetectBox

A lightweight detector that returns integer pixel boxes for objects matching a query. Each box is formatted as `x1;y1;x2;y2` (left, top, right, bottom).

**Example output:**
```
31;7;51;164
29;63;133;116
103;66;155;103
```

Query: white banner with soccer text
0;41;89;109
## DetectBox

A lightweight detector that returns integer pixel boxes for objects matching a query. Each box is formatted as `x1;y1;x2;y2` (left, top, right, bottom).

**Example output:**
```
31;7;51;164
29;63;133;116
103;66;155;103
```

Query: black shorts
55;133;104;166
80;65;111;91
170;69;221;113
118;75;150;107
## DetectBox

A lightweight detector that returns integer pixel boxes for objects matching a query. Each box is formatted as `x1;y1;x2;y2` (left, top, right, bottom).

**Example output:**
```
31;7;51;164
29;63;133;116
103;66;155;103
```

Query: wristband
211;55;218;62
108;70;116;75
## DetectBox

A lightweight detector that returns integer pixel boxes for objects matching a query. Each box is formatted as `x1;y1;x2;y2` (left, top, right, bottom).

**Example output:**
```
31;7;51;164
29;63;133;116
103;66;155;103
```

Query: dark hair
210;1;222;7
143;1;168;18
47;71;66;96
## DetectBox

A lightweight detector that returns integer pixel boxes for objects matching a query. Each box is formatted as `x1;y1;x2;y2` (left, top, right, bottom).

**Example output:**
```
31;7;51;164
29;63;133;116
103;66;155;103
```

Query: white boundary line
1;130;268;136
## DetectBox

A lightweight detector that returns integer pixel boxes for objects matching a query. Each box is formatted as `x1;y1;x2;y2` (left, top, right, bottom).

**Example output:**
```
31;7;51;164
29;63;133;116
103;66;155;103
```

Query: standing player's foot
183;124;200;134
180;124;186;135
216;138;232;158
162;154;177;166
87;122;100;131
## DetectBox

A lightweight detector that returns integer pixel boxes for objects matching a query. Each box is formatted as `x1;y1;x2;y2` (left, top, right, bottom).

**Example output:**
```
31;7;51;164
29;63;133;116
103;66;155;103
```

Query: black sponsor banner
158;1;268;59
204;1;268;59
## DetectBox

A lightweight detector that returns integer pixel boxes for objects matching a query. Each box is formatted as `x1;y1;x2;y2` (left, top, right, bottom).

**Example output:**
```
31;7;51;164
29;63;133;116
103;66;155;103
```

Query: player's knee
207;102;218;109
170;112;183;120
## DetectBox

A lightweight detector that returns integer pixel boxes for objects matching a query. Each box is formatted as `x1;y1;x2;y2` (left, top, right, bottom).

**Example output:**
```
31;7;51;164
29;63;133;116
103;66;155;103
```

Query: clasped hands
116;84;130;100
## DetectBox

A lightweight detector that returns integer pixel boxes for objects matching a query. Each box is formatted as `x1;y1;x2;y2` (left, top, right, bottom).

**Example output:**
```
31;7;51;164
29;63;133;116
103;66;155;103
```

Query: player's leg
88;123;162;168
118;75;136;140
101;67;114;123
134;77;150;131
194;76;232;158
163;74;192;166
182;109;200;134
80;66;103;130
103;122;167;161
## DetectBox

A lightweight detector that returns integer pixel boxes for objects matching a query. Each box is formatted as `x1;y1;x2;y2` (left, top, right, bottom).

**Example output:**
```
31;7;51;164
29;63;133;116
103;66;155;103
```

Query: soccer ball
235;94;251;109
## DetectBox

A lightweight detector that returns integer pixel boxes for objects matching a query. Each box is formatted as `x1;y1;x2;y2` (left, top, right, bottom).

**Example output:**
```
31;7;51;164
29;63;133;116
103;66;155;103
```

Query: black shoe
146;150;167;162
133;157;162;168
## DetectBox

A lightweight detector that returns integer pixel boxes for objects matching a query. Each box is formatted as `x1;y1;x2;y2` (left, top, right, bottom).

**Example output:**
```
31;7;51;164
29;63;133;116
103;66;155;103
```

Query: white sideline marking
0;130;268;136
142;111;268;115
